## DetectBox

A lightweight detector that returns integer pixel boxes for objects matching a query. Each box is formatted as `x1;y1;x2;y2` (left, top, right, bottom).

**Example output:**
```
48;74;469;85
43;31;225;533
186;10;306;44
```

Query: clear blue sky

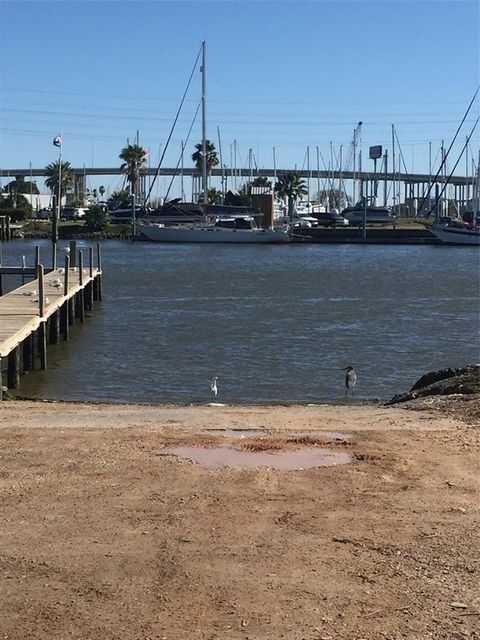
0;0;478;198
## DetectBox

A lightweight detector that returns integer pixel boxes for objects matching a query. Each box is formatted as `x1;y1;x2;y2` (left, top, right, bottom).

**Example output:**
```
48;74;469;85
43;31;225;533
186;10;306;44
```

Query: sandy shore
0;399;479;639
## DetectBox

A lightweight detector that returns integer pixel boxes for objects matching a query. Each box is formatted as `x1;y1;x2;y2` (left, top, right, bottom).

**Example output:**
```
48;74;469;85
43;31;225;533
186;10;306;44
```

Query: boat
429;219;480;246
139;42;290;245
341;203;395;225
428;150;480;246
139;217;289;243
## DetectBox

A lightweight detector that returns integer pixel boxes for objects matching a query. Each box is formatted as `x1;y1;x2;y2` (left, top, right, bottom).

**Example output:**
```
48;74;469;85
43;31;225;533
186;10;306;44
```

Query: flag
53;135;62;148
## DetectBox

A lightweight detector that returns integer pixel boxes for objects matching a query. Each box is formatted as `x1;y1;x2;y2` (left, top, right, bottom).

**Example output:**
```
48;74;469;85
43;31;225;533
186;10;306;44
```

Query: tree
99;185;106;200
274;171;308;216
199;187;222;204
119;144;148;197
192;140;219;175
84;205;110;233
107;189;130;210
4;179;39;195
251;176;272;189
0;193;32;222
44;160;74;210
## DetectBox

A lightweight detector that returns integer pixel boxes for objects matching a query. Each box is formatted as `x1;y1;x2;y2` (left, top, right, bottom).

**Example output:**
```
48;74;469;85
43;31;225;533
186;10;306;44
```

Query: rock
387;364;480;405
449;602;469;609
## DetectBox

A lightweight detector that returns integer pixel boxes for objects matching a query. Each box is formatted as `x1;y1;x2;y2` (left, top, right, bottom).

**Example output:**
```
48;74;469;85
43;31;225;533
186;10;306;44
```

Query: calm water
2;239;479;403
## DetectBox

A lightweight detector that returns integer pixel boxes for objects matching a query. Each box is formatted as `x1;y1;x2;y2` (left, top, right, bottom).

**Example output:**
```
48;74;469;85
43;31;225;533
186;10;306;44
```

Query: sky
0;0;479;199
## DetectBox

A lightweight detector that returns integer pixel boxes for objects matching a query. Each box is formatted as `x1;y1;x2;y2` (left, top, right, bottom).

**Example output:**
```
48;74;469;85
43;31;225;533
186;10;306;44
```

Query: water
2;239;479;404
160;445;352;470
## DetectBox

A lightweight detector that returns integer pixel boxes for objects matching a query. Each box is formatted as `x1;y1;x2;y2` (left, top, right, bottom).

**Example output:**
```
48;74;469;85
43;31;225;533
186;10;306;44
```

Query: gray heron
344;367;357;396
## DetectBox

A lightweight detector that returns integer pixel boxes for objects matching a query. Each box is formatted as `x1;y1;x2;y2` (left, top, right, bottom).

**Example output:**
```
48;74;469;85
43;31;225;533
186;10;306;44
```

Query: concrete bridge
1;166;475;209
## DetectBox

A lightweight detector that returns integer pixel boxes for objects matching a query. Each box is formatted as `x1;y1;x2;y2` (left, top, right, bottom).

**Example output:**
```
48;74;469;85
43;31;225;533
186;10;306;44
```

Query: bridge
1;166;474;209
0;166;471;185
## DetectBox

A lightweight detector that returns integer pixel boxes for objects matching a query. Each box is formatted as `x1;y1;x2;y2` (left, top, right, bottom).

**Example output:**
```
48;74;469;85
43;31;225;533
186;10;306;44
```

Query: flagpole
52;132;62;269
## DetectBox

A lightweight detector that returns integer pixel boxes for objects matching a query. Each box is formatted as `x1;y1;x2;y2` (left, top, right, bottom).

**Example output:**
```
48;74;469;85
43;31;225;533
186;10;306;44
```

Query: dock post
34;246;40;272
5;216;10;241
69;294;75;326
78;251;85;323
60;303;69;340
37;264;45;318
49;310;60;344
79;250;83;286
86;247;94;311
23;333;34;372
69;240;77;268
38;324;47;370
7;347;20;389
89;246;93;279
61;255;70;339
96;243;102;302
37;264;47;370
64;254;70;296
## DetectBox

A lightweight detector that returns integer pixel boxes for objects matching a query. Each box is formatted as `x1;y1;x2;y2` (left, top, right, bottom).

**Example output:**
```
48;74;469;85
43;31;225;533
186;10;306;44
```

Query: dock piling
7;347;20;389
69;241;77;268
38;264;45;317
23;333;34;373
49;310;60;344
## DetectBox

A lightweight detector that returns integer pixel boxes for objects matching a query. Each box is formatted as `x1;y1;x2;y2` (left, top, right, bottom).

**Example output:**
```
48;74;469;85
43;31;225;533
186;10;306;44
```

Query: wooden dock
0;247;102;399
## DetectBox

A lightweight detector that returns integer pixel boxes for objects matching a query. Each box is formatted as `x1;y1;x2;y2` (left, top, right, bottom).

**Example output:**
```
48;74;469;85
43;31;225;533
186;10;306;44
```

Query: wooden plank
0;267;101;358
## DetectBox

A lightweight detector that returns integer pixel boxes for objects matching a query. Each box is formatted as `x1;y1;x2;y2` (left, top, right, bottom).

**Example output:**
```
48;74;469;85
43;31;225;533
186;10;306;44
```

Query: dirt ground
0;399;479;640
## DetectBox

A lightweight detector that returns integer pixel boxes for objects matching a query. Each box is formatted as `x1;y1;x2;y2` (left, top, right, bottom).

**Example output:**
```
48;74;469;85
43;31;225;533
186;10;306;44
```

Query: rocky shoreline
386;364;480;424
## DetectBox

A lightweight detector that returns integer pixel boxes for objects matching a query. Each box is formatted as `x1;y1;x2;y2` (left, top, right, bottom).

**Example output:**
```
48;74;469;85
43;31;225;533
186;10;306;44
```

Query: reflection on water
3;239;479;403
161;445;352;470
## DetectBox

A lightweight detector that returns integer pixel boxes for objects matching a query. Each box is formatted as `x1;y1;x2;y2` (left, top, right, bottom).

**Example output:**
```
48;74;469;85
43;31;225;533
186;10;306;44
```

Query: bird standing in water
345;367;357;396
210;376;218;397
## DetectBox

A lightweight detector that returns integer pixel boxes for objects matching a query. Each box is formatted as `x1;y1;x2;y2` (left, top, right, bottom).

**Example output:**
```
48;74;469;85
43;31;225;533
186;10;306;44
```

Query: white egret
210;376;218;397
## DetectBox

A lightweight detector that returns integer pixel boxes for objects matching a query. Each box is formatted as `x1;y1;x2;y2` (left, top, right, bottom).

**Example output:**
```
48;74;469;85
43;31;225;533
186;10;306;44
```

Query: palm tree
119;144;148;197
192;140;219;175
198;187;222;205
107;189;130;210
275;171;308;217
44;160;74;210
251;176;271;188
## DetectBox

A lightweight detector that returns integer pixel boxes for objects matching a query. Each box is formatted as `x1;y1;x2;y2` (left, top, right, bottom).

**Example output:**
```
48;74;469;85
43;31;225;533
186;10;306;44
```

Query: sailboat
139;42;290;244
429;218;480;246
429;152;480;246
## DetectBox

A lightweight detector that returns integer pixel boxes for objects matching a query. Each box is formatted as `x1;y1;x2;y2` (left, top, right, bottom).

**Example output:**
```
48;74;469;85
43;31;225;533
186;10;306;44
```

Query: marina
0;3;479;640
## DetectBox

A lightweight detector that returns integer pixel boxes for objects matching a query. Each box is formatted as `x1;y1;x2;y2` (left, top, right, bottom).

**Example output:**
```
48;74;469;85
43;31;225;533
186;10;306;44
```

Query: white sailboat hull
430;225;480;246
139;224;290;244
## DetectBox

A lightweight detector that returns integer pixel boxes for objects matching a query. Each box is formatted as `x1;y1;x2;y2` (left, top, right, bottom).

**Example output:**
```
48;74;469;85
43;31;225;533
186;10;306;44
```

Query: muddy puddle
162;444;352;470
201;428;269;438
200;429;350;443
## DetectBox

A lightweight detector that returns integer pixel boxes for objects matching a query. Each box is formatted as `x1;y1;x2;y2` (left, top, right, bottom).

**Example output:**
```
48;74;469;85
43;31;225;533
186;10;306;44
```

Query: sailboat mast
201;41;208;213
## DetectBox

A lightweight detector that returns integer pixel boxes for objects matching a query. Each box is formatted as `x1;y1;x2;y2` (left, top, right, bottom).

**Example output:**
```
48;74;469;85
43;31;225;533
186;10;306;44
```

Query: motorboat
341;203;395;225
